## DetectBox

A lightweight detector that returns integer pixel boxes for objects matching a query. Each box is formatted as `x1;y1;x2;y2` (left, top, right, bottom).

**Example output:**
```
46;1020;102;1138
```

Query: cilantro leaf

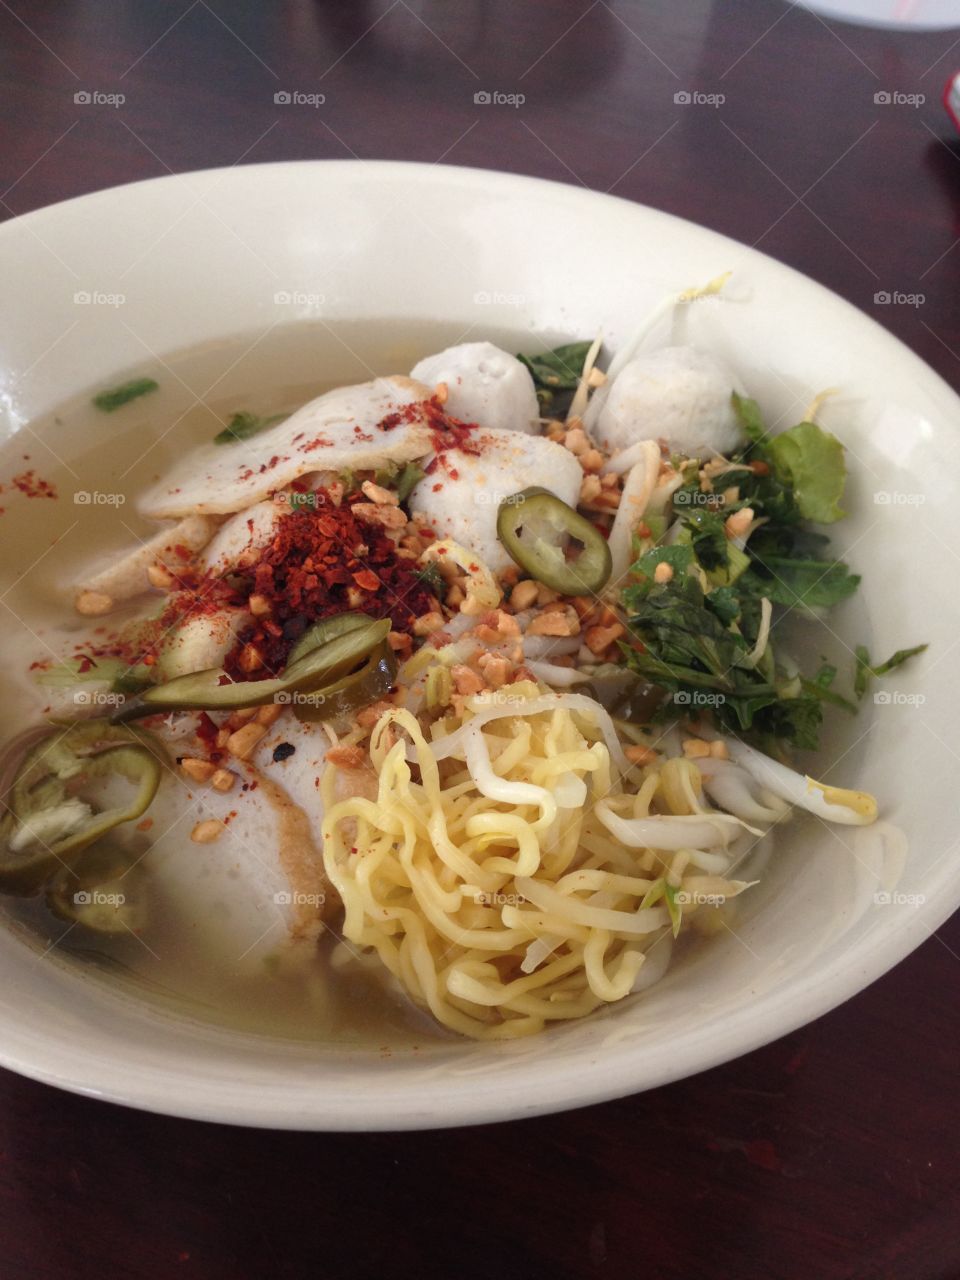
766;422;847;524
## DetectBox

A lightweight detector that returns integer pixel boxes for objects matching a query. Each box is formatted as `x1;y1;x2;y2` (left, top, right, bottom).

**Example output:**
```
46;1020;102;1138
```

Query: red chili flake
196;712;218;748
11;470;57;499
431;483;443;493
352;569;381;592
76;655;96;674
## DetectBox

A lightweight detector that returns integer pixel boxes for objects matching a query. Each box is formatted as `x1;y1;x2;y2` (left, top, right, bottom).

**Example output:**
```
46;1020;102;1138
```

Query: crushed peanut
147;563;174;590
180;757;216;783
527;606;580;637
584;621;626;655
325;745;367;769
191;819;224;844
361;479;400;506
452;665;486;696
210;768;237;793
351;502;407;529
653;561;674;585
256;703;283;727
625;745;658;766
724;507;754;540
226;722;268;760
509;579;539;611
75;590;113;616
682;738;712;759
413;611;446;636
248;593;273;617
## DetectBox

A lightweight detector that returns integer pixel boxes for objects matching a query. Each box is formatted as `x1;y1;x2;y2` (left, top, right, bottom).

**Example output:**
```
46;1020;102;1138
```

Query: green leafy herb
414;562;445;596
854;643;928;700
663;882;683;938
214;410;286;445
766;422;847;523
741;556;860;612
92;378;159;413
518;341;593;391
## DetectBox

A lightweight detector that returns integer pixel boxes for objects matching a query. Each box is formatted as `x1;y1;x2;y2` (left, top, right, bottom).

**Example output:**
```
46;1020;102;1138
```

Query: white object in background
795;0;960;29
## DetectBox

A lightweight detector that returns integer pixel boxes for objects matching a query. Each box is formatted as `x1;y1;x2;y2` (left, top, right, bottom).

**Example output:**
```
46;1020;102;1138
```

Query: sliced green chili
286;612;373;666
0;722;161;894
292;643;398;723
126;617;391;715
496;488;612;595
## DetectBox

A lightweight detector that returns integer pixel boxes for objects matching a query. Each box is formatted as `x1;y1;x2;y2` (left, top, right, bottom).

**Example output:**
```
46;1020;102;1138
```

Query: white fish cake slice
139;376;436;519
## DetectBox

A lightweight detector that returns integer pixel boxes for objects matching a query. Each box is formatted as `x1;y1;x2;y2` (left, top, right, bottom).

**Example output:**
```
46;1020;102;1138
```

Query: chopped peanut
352;501;406;529
509;579;539;611
361;479;400;506
445;584;465;608
451;664;486;696
434;381;449;405
210;768;236;793
346;587;366;609
237;643;264;675
585;621;626;654
147;563;174;590
625;745;658;766
226;722;267;760
191;819;224;844
413;612;446;636
387;630;412;651
709;740;730;760
653;562;674;585
587;367;607;388
215;727;231;749
256;703;283;727
600;472;619;489
326;480;344;507
527;606;580;637
536;584;561;607
563;427;589;456
477;653;512;688
579;475;602;504
180;757;216;783
724;507;754;540
226;708;258;729
248;593;272;617
75;590;113;616
682;738;712;759
580;449;604;474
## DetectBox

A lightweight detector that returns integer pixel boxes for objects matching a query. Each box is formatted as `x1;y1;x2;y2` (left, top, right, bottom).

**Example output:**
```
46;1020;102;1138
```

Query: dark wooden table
1;3;959;1277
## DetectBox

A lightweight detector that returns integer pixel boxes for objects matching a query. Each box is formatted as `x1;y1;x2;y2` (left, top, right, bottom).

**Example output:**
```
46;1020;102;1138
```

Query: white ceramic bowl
0;161;954;1129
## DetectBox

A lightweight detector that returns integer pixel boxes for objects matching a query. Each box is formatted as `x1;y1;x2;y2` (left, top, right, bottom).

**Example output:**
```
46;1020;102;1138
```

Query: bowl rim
0;157;956;1130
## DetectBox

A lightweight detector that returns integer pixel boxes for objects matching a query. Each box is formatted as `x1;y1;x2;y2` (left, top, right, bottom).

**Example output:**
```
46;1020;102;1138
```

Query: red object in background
944;71;960;132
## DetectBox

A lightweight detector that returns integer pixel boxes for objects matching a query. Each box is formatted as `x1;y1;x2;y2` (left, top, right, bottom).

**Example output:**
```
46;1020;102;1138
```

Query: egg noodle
321;682;758;1039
